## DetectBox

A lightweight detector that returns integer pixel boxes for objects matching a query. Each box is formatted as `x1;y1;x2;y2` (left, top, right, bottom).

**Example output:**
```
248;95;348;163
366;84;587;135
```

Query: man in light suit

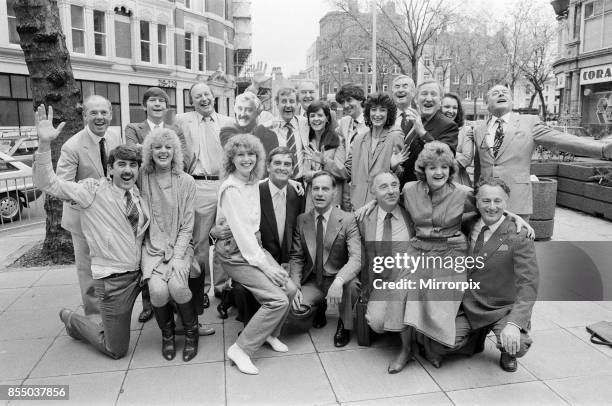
176;82;234;311
56;95;122;322
474;84;612;219
289;171;361;347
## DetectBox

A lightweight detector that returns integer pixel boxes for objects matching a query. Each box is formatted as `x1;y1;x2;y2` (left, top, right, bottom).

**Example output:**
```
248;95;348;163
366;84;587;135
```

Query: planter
530;178;557;240
558;162;612;181
529;219;554;241
557;177;586;197
584;183;612;204
582;197;612;221
557;191;585;211
530;161;559;177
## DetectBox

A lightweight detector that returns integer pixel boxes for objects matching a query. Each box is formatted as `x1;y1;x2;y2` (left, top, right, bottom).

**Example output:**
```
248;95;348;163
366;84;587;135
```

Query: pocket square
497;244;509;251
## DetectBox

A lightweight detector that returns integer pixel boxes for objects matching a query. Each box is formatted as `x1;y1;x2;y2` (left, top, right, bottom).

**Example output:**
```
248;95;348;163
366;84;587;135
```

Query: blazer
56;127;122;234
462;216;539;331
124;121;193;171
259;180;305;264
337;114;367;160
289;207;362;287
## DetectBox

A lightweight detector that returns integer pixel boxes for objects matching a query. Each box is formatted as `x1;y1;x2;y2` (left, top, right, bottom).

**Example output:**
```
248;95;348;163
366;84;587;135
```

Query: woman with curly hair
441;93;474;186
337;92;407;211
216;133;297;375
140;128;199;362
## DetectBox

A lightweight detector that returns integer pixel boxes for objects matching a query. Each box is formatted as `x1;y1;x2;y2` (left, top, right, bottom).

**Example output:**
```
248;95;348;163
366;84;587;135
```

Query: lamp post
371;0;377;93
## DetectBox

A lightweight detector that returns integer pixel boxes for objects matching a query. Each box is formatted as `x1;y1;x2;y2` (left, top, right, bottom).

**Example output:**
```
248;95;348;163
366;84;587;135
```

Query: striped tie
285;122;296;154
350;120;359;144
493;119;504;158
125;191;139;236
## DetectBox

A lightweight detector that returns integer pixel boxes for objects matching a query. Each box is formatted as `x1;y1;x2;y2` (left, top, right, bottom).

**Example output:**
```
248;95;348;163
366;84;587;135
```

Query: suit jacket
124;121;193;171
337;114;367;161
56;128;122;234
259;180;305;264
289;207;362;287
462;216;539;331
473;112;604;214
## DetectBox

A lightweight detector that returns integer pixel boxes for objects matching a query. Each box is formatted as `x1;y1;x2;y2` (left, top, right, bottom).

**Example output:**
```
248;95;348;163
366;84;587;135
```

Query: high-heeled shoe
265;336;288;352
387;351;412;374
227;343;259;375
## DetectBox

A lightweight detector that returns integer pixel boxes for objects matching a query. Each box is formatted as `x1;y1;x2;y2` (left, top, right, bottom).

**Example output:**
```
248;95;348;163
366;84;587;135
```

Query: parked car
0;151;42;222
0;136;39;167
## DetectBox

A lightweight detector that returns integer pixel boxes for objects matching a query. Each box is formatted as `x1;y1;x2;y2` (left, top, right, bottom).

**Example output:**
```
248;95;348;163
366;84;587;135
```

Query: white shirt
85;125;106;145
275;116;305;177
147;120;164;132
486;112;512;149
375;206;411;241
470;215;505;249
192;112;223;176
313;206;333;236
268;181;287;243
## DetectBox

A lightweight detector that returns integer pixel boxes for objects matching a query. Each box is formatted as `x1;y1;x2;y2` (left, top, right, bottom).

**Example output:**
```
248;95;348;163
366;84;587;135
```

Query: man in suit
474;84;612;219
56;95;122;323
391;75;416;136
176;82;234;311
289;171;361;347
34;105;147;359
296;80;318;118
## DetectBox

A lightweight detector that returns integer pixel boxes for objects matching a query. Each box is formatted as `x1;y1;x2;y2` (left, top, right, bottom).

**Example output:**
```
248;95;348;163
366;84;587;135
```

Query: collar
314;206;333;223
282;116;298;129
490;111;512;125
147;119;164;131
197;111;215;122
353;113;364;125
476;215;505;235
377;204;401;223
268;180;287;198
110;183;138;200
85;125;106;143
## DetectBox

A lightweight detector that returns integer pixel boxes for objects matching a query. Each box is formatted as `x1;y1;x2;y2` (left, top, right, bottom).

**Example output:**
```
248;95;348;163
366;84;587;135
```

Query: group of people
32;74;611;376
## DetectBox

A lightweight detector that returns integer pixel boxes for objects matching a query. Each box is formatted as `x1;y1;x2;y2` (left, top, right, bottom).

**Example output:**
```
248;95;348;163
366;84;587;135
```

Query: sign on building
581;64;612;85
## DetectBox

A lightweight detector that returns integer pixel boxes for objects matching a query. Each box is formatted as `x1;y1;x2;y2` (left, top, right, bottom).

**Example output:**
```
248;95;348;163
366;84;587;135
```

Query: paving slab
0;307;64;341
32;267;78;287
309;315;362;353
0;288;25;314
532;301;612;328
7;285;81;312
0;270;45;290
0;379;24;406
341;392;452;406
446;381;566;406
0;338;54;380
565;326;612;358
545;373;612;405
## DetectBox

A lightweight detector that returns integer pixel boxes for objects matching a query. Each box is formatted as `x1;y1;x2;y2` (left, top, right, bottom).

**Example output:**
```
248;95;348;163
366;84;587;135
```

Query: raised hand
35;104;66;146
390;144;410;169
405;107;426;137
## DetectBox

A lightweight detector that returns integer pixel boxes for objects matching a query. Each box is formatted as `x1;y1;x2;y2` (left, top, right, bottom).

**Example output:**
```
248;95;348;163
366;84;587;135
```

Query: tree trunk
14;0;82;262
537;89;547;118
528;93;537;109
410;57;419;86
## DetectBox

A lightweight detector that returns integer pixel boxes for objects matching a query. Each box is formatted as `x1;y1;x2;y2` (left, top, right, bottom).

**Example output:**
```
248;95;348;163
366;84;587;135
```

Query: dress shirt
470;215;505;249
375;206;411;241
85;125;106;146
269;181;287;244
112;184;145;231
486;112;512;149
147;120;164;132
313;206;333;236
192;112;223;176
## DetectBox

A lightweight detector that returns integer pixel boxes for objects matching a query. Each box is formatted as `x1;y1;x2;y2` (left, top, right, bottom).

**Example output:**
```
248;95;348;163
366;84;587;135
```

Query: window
76;80;121;126
583;0;612;51
93;10;106;56
333;85;338;93
71;5;85;53
158;24;167;64
184;33;192;69
466;75;473;85
185;0;191;8
454;74;460;85
367;85;372;94
140;21;150;62
343;63;349;73
424;58;432;67
466;90;472;99
129;84;176;122
0;74;34;130
356;63;363;73
393;65;400;74
198;36;204;71
382;84;388;92
368;63;372;73
382;65;388;74
7;0;19;44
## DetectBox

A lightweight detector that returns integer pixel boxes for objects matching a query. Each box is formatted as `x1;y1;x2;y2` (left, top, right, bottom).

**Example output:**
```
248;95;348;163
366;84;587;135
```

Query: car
0;136;39;167
0;151;42;222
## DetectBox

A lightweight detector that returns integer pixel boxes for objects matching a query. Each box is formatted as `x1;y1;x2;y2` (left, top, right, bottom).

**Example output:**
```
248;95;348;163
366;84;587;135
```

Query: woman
303;100;345;211
216;133;297;375
140;128;199;362
441;93;474;186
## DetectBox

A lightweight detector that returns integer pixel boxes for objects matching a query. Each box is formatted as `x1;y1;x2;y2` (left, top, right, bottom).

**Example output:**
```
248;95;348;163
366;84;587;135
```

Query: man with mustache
474;84;612;220
55;95;122;324
176;82;234;312
34;105;147;359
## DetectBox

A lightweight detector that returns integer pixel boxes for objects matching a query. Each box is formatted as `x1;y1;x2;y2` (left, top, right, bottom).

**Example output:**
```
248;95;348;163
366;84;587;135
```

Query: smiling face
416;82;441;119
369;105;388;129
191;83;214;117
145;96;167;123
311;173;336;212
267;153;293;188
392;77;415;109
487;85;513;117
308;108;328;133
424;162;450;191
298;82;318;110
109;159;139;190
277;91;298;123
84;98;112;137
342;96;363;120
476;184;508;225
232;148;257;179
441;96;458;122
234;99;257;128
373;173;400;211
151;141;174;170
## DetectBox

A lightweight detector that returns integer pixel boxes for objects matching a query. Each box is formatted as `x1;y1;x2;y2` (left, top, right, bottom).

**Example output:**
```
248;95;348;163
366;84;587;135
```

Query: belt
102;270;138;279
192;174;219;181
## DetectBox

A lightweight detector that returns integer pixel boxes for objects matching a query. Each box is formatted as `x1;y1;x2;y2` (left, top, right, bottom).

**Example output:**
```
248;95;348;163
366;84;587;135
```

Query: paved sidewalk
0;208;611;405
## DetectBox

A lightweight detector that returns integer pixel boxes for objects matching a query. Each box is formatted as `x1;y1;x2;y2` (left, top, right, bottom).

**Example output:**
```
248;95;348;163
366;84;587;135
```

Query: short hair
108;144;142;168
222;133;266;183
188;82;214;104
142;87;169;107
141;128;184;174
442;92;465;127
235;92;261;111
297;80;318;90
275;87;297;103
306;100;340;150
83;95;111;114
475;177;511;197
311;170;336;188
267;146;296;166
485;84;511;102
336;84;365;104
416;79;443;98
363;92;397;129
414;141;457;183
392;75;415;88
370;171;400;194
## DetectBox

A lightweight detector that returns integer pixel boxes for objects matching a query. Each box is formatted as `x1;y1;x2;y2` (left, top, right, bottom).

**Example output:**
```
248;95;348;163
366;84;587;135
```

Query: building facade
0;0;251;136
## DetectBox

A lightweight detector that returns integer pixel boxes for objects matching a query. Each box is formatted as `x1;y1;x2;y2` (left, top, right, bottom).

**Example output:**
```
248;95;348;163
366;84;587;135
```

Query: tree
13;0;82;262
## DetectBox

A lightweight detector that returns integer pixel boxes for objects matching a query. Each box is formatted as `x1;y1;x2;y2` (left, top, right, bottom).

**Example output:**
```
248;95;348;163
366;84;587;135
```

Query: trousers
72;232;100;321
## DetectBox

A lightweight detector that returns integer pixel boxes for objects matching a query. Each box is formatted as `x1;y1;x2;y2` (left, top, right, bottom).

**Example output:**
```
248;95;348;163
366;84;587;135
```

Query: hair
267;146;296;167
141;128;183;174
188;82;214;104
392;75;415;88
442;92;465;127
83;95;111;114
108;144;142;168
222;133;266;183
414;141;457;183
485;84;511;102
475;177;511;197
235;92;261;111
306;101;340;150
311;170;336;188
142;87;169;107
297;80;318;91
335;84;365;104
370;171;400;194
416;79;443;98
363;92;397;129
275;87;297;103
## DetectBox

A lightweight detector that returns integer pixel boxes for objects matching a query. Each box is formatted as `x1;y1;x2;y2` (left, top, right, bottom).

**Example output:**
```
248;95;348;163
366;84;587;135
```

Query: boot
177;301;199;362
153;304;175;361
217;288;234;319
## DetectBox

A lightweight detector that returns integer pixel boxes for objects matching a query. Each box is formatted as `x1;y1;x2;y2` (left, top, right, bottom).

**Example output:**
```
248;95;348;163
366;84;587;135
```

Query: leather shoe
334;319;351;347
59;309;80;340
202;294;210;309
312;302;327;329
499;352;517;372
138;307;153;323
217;303;229;319
227;343;259;375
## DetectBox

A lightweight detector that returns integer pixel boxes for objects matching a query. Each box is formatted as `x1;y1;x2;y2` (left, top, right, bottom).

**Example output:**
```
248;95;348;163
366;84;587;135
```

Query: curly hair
222;133;266;183
442;93;465;128
306;100;340;150
363;92;397;129
335;84;365;104
141;128;184;174
414;141;457;184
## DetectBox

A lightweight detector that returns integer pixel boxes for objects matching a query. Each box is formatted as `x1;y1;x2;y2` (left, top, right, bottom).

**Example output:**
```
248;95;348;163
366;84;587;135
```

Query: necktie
493;119;504;158
400;112;411;136
380;211;393;258
315;214;324;286
350;120;359;144
99;138;107;177
125;191;139;236
285;122;296;154
273;190;286;244
473;225;489;254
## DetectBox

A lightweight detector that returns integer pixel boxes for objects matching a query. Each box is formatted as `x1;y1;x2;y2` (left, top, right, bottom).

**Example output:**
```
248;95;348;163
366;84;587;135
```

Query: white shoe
227;343;259;375
265;336;289;352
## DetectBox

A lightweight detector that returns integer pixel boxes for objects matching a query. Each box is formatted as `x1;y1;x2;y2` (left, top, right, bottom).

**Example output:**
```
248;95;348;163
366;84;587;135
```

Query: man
474;84;612;219
391;75;416;137
56;95;122;323
289;171;361;347
272;87;309;180
432;178;539;372
34;105;147;359
398;79;458;187
296;80;318;118
176;82;233;310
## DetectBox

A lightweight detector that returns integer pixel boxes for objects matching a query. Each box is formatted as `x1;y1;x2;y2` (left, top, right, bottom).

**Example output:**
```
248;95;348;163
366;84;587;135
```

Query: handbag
586;321;612;348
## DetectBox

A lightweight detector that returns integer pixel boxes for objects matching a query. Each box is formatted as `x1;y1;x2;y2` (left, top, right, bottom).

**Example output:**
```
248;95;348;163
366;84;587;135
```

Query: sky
249;0;557;77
